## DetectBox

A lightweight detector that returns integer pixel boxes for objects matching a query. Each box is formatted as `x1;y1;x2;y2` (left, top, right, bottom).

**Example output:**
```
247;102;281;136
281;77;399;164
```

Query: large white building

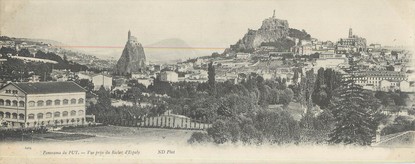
0;82;87;129
349;71;410;91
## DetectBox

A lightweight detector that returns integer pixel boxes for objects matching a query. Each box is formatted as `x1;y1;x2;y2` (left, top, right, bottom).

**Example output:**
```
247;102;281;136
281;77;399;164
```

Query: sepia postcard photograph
0;0;414;163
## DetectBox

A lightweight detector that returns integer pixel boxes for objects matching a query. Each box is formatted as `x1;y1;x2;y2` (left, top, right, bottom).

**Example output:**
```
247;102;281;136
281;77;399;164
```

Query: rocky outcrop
230;14;290;52
115;31;146;75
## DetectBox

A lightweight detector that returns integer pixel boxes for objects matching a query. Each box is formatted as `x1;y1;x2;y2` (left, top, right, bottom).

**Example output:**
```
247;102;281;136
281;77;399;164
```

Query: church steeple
272;10;275;18
128;30;131;41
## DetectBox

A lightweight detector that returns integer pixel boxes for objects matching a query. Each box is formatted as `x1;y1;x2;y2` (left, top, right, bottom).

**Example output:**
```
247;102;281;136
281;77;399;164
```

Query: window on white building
28;101;35;107
46;112;52;118
19;101;24;107
63;99;69;105
46;100;52;106
5;100;11;106
12;100;18;106
54;100;61;105
37;113;43;119
37;100;44;107
54;112;60;117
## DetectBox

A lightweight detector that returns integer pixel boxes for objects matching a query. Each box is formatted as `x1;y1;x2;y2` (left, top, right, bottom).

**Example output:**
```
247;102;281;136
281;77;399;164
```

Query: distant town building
92;75;112;90
0;81;86;128
236;53;251;59
314;53;348;69
131;73;146;79
368;44;382;51
136;78;154;87
160;71;178;82
76;72;93;81
291;44;312;55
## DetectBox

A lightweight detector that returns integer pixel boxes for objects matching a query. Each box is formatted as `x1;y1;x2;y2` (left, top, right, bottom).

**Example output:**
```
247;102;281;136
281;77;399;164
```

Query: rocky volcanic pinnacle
115;31;146;75
230;11;290;51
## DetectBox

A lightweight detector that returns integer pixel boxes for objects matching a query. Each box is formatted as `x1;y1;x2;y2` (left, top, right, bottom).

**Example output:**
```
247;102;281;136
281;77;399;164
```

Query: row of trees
187;59;388;146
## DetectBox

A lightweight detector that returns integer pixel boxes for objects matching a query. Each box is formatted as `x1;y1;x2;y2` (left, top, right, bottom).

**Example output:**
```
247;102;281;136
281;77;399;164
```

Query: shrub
381;118;415;135
206;120;232;144
187;132;212;144
240;124;263;145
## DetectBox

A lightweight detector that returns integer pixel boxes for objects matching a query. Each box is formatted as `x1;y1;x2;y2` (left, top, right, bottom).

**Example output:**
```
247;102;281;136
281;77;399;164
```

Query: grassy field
42;133;95;141
0;126;199;144
55;125;198;144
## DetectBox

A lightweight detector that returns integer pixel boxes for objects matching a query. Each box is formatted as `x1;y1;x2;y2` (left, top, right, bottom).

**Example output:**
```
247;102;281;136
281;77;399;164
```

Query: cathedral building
336;28;367;53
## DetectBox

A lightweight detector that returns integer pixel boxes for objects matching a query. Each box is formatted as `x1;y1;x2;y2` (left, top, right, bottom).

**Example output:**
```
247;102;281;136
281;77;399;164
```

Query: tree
292;69;299;84
279;88;294;106
323;68;342;108
208;62;216;96
302;69;315;113
127;86;142;106
18;49;32;57
96;86;111;109
268;89;280;105
254;109;300;144
312;68;326;107
77;79;94;91
328;76;380;146
207;120;232;144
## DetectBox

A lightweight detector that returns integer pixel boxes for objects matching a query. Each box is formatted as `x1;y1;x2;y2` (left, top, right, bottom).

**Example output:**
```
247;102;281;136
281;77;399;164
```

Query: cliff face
230;16;290;52
115;34;146;75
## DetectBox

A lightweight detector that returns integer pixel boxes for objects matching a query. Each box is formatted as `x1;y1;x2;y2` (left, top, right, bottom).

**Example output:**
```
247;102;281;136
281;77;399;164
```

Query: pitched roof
5;81;86;94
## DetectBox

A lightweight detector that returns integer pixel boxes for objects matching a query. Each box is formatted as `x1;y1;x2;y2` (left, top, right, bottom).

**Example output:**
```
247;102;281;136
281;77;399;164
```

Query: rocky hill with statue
226;10;312;54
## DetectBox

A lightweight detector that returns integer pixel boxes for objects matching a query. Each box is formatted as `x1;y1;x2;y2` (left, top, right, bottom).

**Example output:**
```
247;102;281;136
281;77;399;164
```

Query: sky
1;0;414;59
